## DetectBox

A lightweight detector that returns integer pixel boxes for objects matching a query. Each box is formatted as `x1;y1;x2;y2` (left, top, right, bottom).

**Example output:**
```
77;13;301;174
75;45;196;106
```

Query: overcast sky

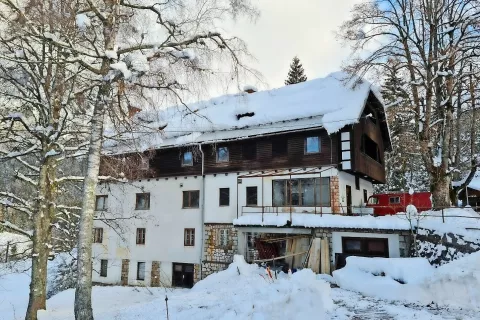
226;0;362;89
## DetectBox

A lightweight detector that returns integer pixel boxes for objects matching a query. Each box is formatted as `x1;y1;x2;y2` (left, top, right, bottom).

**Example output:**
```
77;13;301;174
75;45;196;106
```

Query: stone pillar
121;259;129;286
330;176;340;214
151;261;160;287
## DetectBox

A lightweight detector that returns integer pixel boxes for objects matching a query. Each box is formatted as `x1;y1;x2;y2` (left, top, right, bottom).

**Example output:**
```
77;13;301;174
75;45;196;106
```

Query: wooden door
346;185;352;214
172;263;195;288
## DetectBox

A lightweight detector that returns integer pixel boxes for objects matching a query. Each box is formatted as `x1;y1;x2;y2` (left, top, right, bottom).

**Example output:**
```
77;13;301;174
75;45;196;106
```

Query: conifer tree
285;56;307;85
377;60;429;193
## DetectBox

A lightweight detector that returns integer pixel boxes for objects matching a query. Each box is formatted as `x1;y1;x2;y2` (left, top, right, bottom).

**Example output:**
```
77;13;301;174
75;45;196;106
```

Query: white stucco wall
338;171;374;209
92;177;203;284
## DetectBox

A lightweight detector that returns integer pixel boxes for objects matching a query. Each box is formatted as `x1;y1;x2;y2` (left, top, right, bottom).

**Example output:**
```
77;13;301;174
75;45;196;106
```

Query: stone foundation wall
201;224;238;279
151;261;160;287
417;228;480;266
121;259;129;286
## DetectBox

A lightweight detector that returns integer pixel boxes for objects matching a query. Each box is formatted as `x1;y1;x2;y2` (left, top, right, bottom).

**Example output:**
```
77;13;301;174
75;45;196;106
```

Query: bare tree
339;0;480;206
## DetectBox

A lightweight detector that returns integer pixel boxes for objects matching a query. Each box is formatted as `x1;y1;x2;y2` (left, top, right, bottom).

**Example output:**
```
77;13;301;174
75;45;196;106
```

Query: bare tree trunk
74;86;109;320
25;162;55;320
431;174;451;208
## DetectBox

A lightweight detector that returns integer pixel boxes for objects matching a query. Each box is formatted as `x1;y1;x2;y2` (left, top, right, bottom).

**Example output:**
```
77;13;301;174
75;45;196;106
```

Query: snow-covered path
330;288;478;320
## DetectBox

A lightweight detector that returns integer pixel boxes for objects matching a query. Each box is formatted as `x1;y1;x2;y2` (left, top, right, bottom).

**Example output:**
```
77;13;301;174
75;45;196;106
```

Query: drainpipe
198;144;206;280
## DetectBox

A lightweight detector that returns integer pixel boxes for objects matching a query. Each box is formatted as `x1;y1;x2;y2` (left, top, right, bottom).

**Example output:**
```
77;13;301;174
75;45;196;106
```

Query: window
360;134;381;163
136;228;146;245
100;259;108;277
93;228;103;244
135;193;150;210
355;176;360;190
272;178;330;207
95;195;108;211
183;190;200;208
219;188;230;206
342;237;389;257
389;196;401;204
363;190;368;203
139;157;150;171
246;186;258;206
137;262;145;280
216;146;229;162
272;138;288;157
218;229;229;246
184;228;195;246
242;143;257;160
305;136;320;154
181;151;193;166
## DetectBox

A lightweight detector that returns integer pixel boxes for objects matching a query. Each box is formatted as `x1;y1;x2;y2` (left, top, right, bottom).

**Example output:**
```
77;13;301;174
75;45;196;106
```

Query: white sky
226;0;362;89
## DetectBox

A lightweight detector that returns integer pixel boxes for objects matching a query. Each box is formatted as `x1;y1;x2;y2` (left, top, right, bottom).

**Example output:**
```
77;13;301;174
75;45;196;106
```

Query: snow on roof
452;170;480;191
104;72;378;154
233;213;411;230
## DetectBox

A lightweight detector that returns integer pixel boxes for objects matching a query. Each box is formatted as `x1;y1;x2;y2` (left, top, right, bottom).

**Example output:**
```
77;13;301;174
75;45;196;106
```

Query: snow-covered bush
47;252;77;298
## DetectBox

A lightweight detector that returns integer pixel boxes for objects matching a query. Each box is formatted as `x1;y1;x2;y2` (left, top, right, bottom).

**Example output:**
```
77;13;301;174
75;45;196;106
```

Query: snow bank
39;255;333;320
234;213;411;230
333;253;480;310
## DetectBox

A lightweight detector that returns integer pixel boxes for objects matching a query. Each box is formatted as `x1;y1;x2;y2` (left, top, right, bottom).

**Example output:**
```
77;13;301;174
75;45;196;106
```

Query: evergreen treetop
285;56;307;85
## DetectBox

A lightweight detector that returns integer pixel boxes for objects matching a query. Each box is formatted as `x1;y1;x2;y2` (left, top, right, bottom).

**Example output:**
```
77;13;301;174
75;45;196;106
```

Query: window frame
137;261;146;281
363;189;368;204
272;178;331;207
360;134;382;164
93;228;103;244
218;229;229;247
216;146;229;163
246;186;258;206
304;136;321;154
389;196;401;204
342;237;389;257
181;151;193;167
100;259;108;277
135;193;150;210
184;228;195;246
136;228;146;245
182;190;200;208
219;188;230;207
95;195;108;211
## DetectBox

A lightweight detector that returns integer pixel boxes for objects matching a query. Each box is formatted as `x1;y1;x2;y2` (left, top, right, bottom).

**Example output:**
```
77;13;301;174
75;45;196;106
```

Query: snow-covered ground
1;253;479;320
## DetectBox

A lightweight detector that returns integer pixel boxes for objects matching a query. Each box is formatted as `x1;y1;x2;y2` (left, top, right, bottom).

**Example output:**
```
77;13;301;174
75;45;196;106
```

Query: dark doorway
346;185;352;214
172;263;194;288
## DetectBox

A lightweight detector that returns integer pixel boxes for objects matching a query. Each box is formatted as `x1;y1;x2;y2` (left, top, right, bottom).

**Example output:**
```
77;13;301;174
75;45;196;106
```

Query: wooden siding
351;112;387;183
142;128;338;177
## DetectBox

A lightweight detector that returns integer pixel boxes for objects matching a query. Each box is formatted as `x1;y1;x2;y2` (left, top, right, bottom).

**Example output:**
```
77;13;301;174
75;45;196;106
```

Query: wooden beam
253;251;309;263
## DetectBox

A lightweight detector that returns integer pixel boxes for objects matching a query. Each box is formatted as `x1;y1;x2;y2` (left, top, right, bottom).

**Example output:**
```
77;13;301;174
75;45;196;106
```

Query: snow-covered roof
104;72;382;154
452;170;480;191
233;213;411;231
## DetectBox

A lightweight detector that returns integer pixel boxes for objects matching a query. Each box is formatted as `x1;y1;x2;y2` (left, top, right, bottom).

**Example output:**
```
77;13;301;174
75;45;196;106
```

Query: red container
366;192;432;216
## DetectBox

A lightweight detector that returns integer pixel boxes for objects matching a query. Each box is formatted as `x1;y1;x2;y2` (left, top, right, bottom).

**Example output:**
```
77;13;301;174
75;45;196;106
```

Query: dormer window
182;151;193;166
305;136;320;154
216;146;229;162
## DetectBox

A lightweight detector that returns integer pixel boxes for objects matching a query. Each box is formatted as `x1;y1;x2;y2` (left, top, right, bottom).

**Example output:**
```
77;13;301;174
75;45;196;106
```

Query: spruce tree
285;56;307;85
376;60;429;193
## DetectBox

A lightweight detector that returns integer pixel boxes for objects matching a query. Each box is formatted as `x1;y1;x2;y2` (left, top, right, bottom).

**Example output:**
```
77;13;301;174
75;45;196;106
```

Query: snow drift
333;252;480;310
39;255;333;320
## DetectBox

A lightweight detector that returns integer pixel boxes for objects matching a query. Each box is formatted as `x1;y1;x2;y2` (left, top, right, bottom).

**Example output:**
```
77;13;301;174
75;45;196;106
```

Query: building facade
91;73;394;287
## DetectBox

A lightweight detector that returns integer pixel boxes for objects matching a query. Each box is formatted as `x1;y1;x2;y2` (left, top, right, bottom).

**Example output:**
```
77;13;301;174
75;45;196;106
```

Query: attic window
236;112;255;120
182;151;193;166
361;135;381;163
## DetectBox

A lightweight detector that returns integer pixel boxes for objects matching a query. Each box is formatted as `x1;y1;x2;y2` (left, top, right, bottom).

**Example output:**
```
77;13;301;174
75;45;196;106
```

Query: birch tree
339;0;480;206
0;1;91;319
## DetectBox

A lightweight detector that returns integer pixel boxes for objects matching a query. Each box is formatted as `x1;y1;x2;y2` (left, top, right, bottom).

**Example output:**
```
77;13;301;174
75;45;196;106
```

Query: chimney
243;85;257;94
128;106;142;119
